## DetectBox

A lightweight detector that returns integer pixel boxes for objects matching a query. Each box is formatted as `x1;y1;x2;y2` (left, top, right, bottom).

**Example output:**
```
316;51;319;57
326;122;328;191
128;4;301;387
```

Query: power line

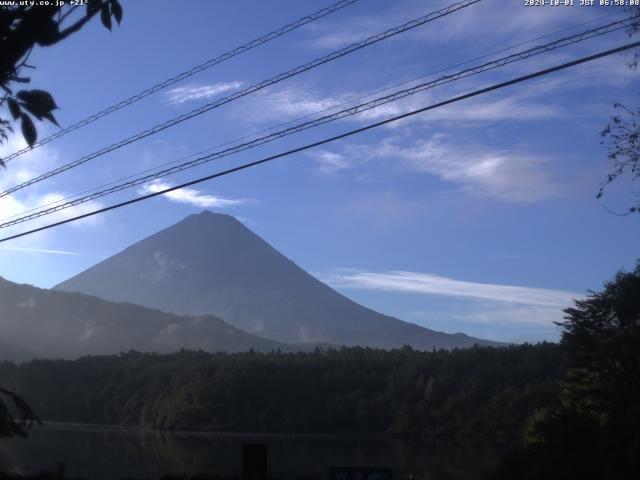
1;11;621;226
1;0;360;164
1;7;630;224
0;16;634;229
0;0;482;198
1;40;637;244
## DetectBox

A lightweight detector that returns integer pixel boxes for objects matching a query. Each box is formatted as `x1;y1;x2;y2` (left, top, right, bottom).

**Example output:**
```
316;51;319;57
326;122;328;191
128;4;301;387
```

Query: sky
0;0;639;343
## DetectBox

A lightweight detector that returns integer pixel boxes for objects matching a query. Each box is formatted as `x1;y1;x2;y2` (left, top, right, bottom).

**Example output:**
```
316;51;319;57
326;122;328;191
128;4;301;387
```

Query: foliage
599;103;640;214
598;6;640;213
0;385;40;438
492;263;640;479
560;262;640;418
0;0;122;161
0;343;565;439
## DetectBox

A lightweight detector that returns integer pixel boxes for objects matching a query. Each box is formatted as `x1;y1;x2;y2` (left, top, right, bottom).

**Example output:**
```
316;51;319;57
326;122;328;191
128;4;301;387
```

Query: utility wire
1;0;360;164
0;16;633;229
1;40;638;244
0;0;483;198
1;11;624;225
0;7;629;225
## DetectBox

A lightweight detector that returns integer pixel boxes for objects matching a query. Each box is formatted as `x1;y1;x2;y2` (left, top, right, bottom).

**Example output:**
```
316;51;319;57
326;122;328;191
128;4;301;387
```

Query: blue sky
0;0;638;343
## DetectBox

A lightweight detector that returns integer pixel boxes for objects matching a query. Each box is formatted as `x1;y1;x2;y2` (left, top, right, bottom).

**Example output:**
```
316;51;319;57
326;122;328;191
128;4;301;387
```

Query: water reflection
0;423;507;479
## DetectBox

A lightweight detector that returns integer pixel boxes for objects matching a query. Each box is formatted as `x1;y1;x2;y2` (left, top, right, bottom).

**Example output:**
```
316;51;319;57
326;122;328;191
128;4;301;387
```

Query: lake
0;423;508;479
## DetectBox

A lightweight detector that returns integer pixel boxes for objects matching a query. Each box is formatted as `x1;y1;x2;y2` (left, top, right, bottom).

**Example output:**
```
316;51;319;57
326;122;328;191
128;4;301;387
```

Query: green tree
561;262;640;419
493;263;640;479
0;0;122;161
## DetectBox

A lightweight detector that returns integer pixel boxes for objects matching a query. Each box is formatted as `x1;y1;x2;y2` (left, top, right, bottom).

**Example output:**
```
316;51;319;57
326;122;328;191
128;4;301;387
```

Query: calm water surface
0;423;508;479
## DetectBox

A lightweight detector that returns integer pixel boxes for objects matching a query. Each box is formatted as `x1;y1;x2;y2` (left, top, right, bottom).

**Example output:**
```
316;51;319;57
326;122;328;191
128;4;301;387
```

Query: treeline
0;343;565;439
491;263;640;479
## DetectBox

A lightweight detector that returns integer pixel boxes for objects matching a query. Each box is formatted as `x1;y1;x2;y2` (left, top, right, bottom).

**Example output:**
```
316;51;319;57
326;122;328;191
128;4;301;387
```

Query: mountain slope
0;276;290;360
56;211;498;349
0;336;35;363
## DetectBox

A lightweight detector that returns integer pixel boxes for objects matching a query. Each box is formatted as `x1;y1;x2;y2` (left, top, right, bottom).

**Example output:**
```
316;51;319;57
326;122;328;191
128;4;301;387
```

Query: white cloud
320;135;562;203
238;87;347;122
0;246;89;256
305;0;596;50
347;82;564;126
267;88;344;117
237;76;564;132
304;0;456;50
165;81;244;105
295;11;634;129
137;180;253;208
452;304;566;327
408;303;566;329
394;135;562;202
312;151;351;174
305;9;394;50
0;136;104;246
0;135;60;190
322;269;580;309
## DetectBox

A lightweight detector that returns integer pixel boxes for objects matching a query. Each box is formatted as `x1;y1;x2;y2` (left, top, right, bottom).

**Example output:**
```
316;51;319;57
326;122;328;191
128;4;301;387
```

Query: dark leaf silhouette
110;0;123;24
20;113;37;147
7;97;21;120
17;89;58;113
101;5;112;30
0;386;41;438
35;17;61;46
42;111;60;127
0;1;122;148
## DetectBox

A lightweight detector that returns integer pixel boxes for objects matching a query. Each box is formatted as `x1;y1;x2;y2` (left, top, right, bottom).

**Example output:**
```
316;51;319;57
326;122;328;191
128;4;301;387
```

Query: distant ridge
0;276;292;361
56;211;500;349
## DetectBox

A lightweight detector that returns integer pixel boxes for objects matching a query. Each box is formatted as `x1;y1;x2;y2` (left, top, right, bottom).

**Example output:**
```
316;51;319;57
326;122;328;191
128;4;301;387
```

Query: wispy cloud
305;0;597;51
0;136;105;239
304;0;446;50
347;83;564;126
237;78;564;131
393;135;562;202
165;81;244;105
238;87;346;122
137;180;253;208
408;303;567;329
266;88;344;116
322;269;581;309
312;151;351;174
319;134;562;203
0;246;89;256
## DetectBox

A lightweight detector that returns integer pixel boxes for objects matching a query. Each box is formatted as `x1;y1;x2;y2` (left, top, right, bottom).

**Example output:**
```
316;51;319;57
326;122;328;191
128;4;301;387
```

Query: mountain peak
196;210;234;220
55;215;500;349
174;211;250;236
